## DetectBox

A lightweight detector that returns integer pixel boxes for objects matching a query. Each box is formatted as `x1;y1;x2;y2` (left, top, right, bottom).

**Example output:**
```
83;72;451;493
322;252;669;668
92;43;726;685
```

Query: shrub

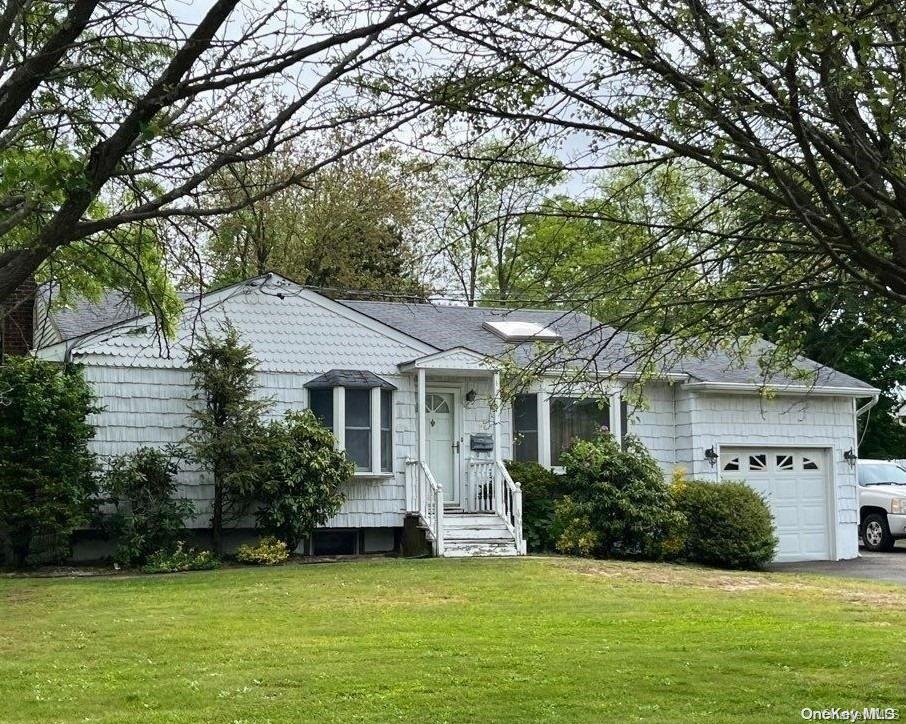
505;460;564;552
252;410;351;552
553;433;683;560
101;447;195;566
235;536;289;565
142;542;220;573
0;358;99;566
184;323;271;555
672;478;777;569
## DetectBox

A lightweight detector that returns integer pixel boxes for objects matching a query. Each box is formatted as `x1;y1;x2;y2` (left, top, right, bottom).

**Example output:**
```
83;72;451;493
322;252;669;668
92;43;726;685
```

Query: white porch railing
467;458;525;554
405;458;444;556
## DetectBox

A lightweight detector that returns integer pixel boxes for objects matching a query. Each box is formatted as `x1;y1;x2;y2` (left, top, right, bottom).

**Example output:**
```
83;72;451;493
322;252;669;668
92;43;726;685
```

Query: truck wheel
862;514;895;552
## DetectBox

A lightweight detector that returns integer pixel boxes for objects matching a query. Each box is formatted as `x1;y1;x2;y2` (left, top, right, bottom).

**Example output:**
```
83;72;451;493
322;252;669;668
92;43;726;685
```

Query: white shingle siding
72;289;436;530
681;391;858;560
626;381;677;476
39;281;866;559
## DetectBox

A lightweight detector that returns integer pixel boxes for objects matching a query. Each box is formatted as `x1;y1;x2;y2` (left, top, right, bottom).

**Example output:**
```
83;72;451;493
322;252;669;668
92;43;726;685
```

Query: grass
1;557;906;723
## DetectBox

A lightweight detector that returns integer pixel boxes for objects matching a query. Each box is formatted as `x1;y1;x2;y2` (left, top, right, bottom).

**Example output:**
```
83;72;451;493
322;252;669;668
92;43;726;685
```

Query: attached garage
720;447;833;562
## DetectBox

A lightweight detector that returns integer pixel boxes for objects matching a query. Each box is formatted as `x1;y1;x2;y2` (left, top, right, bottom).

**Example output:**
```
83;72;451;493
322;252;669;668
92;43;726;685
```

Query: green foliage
505;460;564;552
235;536;290;566
427;139;563;305
141;542;220;574
184;324;271;554
553;434;683;560
754;291;906;458
206;146;428;298
251;411;351;553
498;164;700;328
0;359;98;566
671;479;777;570
101;447;194;566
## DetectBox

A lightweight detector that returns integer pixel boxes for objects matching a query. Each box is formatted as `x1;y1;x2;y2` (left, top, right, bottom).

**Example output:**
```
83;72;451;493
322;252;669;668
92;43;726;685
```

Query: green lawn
1;557;905;723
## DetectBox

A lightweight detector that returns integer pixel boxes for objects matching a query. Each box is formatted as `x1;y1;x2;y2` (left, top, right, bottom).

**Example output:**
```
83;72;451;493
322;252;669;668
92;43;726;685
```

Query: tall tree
426;140;563;305
184;324;269;555
204;147;430;299
385;1;906;367
0;0;445;317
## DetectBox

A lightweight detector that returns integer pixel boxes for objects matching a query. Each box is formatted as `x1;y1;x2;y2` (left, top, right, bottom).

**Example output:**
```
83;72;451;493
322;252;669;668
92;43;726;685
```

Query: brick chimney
1;277;36;359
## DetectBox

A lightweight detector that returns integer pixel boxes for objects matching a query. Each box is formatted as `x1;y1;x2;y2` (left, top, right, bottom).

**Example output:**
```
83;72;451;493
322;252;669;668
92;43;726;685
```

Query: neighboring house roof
35;275;877;394
305;369;397;390
37;285;194;341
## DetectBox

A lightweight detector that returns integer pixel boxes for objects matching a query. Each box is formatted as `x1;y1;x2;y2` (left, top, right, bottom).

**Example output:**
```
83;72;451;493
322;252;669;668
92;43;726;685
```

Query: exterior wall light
843;448;857;467
704;446;719;466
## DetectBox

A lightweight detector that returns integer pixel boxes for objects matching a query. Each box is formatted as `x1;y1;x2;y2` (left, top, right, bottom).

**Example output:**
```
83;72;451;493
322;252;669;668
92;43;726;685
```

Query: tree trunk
9;525;31;568
211;471;223;556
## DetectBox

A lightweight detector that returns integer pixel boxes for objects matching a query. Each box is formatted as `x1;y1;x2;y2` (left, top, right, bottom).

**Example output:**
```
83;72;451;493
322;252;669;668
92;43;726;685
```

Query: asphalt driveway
769;543;906;585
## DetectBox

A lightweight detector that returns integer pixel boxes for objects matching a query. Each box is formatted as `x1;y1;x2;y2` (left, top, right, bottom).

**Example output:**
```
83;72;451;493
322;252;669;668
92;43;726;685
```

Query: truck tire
862;513;895;552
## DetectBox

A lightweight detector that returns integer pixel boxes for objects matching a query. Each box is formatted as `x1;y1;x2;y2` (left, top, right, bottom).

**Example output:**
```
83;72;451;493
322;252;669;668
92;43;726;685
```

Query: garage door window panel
748;454;767;471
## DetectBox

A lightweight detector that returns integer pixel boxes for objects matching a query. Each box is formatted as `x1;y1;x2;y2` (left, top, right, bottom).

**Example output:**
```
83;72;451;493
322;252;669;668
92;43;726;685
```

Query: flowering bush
235;536;290;565
141;542;220;573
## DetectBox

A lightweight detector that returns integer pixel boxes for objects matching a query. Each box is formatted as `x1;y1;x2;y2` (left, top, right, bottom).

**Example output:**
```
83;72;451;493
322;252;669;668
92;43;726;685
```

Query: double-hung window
304;370;396;475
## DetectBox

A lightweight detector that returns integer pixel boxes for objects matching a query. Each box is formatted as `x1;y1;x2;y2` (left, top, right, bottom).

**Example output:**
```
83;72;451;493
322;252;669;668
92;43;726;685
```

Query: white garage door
720;448;832;562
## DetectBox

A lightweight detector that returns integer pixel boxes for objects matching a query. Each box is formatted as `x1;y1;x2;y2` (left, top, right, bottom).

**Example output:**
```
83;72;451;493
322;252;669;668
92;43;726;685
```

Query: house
31;273;879;562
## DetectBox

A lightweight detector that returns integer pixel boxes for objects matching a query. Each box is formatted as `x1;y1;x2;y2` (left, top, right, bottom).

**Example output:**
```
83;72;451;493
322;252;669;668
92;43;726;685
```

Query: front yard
1;557;905;722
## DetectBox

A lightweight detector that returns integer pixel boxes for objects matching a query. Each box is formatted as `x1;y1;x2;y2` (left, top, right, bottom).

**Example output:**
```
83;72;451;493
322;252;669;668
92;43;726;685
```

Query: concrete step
444;526;513;540
443;540;519;557
443;514;507;527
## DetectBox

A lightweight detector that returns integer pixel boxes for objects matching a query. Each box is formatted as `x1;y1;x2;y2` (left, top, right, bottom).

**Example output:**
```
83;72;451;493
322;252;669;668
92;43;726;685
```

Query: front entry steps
442;512;519;557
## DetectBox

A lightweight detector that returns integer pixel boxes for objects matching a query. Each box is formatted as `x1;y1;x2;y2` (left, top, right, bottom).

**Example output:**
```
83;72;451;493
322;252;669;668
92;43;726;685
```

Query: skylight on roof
482;320;562;343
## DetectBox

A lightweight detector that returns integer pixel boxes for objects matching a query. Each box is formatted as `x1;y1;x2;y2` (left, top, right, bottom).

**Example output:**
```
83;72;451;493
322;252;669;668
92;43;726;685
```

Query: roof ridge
340;299;590;316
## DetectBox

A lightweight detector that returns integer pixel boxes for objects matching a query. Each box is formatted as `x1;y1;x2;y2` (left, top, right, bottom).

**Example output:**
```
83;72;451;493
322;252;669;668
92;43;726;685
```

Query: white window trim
519;383;623;469
307;386;395;478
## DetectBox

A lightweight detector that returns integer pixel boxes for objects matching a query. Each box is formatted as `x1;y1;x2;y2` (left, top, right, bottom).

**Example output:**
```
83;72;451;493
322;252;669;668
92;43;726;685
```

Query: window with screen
550;397;609;464
345;389;372;471
513;393;539;462
380;390;393;472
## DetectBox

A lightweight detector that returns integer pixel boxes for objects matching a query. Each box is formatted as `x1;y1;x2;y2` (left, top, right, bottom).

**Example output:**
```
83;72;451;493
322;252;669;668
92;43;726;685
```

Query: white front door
720;448;832;562
426;391;459;505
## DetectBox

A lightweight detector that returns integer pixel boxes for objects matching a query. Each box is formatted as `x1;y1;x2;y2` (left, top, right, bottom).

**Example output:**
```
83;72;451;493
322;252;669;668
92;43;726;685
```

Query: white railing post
435;484;445;556
514;481;524;554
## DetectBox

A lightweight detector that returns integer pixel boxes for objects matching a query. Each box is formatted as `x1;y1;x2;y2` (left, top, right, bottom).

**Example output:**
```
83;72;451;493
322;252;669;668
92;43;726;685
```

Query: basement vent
482;320;562;343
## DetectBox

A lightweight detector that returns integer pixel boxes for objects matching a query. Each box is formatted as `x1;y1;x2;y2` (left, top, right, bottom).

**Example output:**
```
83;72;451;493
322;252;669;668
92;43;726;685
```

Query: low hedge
505;461;565;552
672;479;777;569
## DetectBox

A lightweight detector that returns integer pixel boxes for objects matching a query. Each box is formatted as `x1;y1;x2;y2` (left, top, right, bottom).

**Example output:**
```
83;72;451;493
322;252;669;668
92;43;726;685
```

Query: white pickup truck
858;459;906;551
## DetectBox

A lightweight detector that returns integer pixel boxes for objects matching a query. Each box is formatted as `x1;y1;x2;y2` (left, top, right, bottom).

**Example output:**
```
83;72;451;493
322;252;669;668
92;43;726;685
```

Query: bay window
304;370;396;475
380;389;393;472
308;388;333;428
344;389;372;470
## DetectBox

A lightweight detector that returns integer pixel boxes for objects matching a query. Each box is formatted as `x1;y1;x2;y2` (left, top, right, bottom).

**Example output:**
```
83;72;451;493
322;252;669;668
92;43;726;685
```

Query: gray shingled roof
340;300;876;392
304;369;397;390
36;280;875;392
38;285;194;342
